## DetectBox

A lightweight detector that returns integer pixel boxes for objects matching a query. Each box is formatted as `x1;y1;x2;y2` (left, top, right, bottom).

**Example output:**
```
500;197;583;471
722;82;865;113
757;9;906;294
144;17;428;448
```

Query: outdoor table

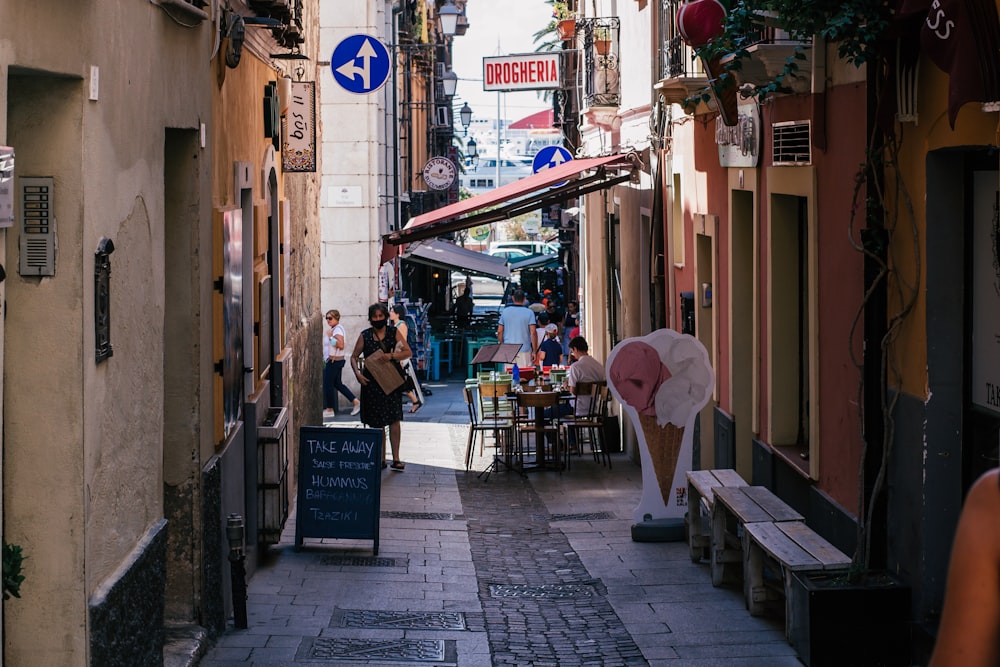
507;389;572;471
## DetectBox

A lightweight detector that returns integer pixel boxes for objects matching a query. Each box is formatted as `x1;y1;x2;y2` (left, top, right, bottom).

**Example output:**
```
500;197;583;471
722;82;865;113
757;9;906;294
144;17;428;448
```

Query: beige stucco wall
1;0;215;662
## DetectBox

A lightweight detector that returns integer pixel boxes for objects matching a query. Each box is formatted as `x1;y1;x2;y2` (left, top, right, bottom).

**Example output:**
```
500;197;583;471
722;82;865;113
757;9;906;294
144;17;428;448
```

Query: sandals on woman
390;461;405;471
409;401;423;414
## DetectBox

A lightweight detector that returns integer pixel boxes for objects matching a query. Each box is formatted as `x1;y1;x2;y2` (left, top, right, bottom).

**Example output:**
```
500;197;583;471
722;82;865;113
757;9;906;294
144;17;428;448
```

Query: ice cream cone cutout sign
607;329;714;524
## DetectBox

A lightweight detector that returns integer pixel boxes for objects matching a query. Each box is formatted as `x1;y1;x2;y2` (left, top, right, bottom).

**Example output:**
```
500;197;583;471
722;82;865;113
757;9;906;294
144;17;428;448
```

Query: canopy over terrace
402;238;511;281
383;152;640;248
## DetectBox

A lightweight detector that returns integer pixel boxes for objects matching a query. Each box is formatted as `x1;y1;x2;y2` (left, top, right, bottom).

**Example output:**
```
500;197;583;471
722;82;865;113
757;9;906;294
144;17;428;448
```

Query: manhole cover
318;555;397;567
380;511;458;521
549;511;616;521
489;583;595;598
299;638;456;663
334;609;467;630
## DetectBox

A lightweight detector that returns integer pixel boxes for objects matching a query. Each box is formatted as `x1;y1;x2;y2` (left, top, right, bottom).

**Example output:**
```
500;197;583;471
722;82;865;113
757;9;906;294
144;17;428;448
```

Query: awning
385;152;639;245
509;252;560;272
402;238;511;281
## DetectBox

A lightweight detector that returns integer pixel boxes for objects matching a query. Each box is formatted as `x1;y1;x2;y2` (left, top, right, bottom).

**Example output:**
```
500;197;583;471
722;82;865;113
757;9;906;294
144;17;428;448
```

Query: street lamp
466;137;478;168
441;69;458;98
437;0;461;37
459;102;473;136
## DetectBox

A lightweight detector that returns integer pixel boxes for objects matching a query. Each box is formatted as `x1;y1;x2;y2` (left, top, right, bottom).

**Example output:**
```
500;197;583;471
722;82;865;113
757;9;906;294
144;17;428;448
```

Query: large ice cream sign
607;329;714;525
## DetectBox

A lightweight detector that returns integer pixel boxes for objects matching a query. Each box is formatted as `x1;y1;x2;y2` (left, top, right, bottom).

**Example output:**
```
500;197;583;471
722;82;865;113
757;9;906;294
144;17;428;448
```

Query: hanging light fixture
441;69;458;98
459;102;473;135
437;0;461;37
466;137;478;168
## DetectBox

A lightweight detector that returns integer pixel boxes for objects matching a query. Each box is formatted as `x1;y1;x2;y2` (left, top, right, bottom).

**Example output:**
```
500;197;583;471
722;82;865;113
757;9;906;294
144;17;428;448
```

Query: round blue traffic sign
331;34;391;95
532;145;574;174
532;145;574;188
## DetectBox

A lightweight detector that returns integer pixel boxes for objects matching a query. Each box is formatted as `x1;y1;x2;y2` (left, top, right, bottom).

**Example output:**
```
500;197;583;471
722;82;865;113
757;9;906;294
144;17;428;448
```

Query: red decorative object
676;0;726;48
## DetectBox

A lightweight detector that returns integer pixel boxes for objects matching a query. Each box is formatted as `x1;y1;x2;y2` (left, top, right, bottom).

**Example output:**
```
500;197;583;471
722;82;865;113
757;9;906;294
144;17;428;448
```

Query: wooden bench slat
711;468;748;488
743;486;804;522
744;521;821;570
686;470;722;497
713;486;776;524
777;522;852;569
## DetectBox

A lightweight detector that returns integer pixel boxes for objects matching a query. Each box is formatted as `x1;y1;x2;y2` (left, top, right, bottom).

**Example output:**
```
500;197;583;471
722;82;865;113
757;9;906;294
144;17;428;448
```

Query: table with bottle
504;365;573;471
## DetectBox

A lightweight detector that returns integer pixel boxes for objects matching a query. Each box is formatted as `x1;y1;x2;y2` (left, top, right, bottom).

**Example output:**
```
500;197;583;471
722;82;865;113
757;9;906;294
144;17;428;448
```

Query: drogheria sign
482;53;561;92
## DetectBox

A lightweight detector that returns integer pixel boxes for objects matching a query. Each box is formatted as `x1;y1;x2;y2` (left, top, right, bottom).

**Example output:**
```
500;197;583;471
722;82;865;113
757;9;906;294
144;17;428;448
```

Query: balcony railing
579;17;621;110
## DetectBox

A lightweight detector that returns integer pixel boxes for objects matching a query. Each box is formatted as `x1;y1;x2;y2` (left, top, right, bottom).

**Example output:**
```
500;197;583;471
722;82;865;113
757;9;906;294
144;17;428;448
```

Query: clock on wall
422;157;457;191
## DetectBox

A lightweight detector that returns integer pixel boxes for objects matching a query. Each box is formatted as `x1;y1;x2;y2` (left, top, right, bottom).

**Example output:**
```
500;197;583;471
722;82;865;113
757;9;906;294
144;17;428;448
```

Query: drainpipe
391;2;403;234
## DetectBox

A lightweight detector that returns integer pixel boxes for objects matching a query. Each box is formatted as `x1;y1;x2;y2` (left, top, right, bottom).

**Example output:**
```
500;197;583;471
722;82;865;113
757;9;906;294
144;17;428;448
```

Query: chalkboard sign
296;426;382;554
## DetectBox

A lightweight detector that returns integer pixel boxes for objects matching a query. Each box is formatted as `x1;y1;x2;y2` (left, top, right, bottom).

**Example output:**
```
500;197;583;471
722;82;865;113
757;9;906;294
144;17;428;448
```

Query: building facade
0;0;322;663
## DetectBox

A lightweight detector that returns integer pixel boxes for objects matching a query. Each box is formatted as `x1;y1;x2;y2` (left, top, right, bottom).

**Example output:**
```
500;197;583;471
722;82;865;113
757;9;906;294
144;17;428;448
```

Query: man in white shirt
566;336;605;416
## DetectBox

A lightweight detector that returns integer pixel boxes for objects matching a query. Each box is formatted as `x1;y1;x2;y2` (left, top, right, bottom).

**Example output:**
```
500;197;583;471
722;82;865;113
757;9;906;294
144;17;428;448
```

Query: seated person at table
546;336;606;448
565;336;606;416
537;324;563;368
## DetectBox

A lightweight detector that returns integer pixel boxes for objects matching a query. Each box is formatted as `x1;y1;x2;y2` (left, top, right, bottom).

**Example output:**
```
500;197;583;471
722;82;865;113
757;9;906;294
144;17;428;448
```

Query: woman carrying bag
351;303;412;470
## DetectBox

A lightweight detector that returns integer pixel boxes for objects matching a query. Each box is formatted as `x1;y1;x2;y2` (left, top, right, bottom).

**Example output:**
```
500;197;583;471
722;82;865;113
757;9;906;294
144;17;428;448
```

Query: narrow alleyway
193;375;800;666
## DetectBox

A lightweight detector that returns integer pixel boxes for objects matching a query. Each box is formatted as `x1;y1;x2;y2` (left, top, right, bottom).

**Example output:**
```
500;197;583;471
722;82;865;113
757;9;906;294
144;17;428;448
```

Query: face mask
370;319;387;329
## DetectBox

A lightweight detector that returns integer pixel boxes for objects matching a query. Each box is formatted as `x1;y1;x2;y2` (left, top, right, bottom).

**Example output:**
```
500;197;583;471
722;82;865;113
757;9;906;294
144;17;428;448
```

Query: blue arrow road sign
331;34;391;94
532;145;574;187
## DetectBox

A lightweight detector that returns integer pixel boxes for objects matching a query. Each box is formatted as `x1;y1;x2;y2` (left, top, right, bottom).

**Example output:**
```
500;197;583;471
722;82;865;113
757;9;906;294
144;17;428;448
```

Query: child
537;323;563;368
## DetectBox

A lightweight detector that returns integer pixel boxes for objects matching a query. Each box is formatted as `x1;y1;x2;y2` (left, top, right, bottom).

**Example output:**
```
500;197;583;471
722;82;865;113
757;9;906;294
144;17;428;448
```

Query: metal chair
462;386;513;471
559;383;612;468
512;390;563;471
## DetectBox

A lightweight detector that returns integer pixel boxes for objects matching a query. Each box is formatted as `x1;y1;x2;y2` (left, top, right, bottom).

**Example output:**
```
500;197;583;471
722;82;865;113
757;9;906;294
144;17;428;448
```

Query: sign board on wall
716;99;761;168
328;185;363;207
295;426;382;553
282;81;316;172
483;52;561;92
971;170;1000;416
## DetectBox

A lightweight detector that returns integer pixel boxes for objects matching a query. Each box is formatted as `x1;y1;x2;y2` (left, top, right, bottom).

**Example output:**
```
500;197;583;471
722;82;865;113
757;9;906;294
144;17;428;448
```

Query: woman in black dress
350;303;412;470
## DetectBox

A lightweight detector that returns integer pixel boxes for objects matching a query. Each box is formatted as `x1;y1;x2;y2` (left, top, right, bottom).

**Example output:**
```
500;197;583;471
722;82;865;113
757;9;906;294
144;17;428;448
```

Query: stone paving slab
197;421;795;666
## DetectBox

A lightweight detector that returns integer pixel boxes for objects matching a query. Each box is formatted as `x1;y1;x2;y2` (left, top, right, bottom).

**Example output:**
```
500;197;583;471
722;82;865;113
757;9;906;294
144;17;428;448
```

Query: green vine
690;0;891;102
3;542;25;600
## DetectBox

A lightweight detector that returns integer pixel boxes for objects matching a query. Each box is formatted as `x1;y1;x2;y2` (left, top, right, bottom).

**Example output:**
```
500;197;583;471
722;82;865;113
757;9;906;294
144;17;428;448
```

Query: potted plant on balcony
686;1;915;664
593;26;612;55
553;0;576;41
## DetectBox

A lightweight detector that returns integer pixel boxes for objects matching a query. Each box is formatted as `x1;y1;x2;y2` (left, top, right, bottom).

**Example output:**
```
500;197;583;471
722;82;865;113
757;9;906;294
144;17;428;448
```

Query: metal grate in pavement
380;510;458;521
489;583;596;599
298;637;457;663
318;555;397;567
546;511;617;521
334;609;467;630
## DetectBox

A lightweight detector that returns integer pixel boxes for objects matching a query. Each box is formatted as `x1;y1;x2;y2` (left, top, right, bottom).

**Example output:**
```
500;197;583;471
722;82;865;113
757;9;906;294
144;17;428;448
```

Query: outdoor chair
511;390;563;471
559;383;612;468
462;386;513;470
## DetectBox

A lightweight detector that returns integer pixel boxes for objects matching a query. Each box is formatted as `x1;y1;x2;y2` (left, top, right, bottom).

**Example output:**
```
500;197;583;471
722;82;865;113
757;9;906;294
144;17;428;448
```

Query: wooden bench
685;469;748;563
711;485;804;587
743;520;851;633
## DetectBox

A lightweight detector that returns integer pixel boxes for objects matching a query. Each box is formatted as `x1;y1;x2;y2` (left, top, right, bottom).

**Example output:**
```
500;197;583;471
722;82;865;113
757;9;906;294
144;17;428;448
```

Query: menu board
295;426;382;553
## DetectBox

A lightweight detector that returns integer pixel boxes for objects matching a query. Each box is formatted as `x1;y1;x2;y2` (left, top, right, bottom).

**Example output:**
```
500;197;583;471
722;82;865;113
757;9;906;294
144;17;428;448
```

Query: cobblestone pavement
456;469;646;666
196;413;800;666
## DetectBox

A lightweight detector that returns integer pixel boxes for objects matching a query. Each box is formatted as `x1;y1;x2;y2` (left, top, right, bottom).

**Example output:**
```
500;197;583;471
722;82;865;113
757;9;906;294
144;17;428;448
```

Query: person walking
323;309;360;418
389;305;424;413
497;289;537;370
561;300;579;365
351;303;411;471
